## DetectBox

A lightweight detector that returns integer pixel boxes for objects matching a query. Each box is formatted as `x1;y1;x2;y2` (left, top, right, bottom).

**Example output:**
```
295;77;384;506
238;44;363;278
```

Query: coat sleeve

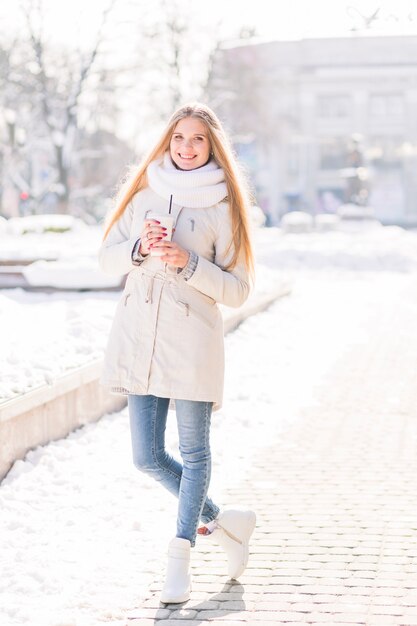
184;203;252;308
98;202;140;276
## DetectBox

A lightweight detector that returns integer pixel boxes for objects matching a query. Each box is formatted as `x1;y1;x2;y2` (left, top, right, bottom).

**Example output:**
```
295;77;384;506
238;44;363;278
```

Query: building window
287;142;300;175
369;94;404;119
319;138;346;170
367;137;404;168
317;95;351;119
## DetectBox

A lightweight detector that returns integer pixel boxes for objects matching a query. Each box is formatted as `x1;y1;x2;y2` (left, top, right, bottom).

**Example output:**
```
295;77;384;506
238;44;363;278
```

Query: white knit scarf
146;152;228;208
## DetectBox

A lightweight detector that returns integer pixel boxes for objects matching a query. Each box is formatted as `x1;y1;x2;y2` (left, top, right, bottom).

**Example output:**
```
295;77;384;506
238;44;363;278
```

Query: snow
21;258;122;289
2;222;417;402
0;217;103;263
1;215;120;288
0;223;281;402
281;210;314;233
1;221;417;625
6;215;85;236
0;290;118;401
254;221;417;274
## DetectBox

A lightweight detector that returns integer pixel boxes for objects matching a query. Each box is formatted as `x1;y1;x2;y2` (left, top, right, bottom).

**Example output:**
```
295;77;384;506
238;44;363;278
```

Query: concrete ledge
0;359;104;422
0;280;291;481
0;367;126;481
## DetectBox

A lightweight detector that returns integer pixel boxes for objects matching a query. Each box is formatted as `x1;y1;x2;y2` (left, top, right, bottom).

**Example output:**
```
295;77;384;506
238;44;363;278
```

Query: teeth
179;154;195;159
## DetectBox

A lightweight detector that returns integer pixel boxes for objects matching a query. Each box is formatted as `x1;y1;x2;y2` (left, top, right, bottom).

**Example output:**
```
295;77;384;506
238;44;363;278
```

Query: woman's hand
151;240;190;269
139;219;168;256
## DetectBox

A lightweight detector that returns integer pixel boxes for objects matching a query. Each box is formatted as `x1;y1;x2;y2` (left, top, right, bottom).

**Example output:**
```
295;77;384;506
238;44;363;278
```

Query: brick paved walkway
126;278;417;626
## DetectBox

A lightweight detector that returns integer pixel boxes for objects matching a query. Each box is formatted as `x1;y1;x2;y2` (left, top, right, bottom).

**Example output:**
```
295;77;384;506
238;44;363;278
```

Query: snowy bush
250;205;267;227
315;213;340;232
6;214;87;236
337;203;376;220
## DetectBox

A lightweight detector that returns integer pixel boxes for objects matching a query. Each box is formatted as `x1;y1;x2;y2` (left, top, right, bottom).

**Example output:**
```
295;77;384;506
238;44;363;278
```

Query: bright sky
1;0;417;46
216;0;417;40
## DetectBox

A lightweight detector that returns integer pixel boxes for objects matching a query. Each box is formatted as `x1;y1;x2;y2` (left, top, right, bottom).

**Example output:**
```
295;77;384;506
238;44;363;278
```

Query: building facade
208;35;417;226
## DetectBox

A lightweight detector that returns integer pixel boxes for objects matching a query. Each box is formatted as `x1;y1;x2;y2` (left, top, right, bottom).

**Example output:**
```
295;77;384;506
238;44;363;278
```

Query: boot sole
231;510;256;579
160;591;190;604
160;580;191;604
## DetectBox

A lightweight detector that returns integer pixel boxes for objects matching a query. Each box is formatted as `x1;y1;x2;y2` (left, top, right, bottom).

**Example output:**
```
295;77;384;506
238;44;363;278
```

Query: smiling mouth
178;154;196;160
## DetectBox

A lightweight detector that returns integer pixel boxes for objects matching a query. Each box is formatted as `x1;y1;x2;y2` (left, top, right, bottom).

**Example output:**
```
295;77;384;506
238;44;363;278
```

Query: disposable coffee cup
147;212;175;257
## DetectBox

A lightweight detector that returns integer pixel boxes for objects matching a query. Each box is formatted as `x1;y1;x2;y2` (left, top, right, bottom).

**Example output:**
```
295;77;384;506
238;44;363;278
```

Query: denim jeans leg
128;394;220;532
175;399;220;547
128;394;182;496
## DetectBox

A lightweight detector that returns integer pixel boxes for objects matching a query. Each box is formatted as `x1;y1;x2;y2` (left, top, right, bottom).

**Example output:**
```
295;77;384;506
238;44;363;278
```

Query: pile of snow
1;215;121;289
337;203;376;220
255;223;417;274
281;211;314;233
22;258;122;289
249;205;267;227
0;290;119;401
6;214;87;236
0;216;103;263
315;213;340;232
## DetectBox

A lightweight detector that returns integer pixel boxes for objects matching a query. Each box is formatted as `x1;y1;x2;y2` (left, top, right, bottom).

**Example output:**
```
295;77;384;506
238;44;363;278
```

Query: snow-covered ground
2;220;417;403
0;290;118;401
0;215;103;262
0;225;281;402
0;214;120;289
2;220;417;625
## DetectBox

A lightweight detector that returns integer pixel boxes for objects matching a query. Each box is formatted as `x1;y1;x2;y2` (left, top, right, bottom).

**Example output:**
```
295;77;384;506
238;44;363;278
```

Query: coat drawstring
145;275;154;304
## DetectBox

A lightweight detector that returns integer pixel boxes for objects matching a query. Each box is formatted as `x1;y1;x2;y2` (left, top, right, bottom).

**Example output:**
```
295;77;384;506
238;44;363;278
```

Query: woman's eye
172;135;205;143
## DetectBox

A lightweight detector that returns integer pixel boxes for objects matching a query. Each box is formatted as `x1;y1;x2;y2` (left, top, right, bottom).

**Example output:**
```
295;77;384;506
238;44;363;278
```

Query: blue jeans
128;394;220;547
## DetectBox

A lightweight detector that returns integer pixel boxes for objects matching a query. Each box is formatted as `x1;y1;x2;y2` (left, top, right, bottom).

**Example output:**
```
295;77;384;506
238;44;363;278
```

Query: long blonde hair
103;102;254;275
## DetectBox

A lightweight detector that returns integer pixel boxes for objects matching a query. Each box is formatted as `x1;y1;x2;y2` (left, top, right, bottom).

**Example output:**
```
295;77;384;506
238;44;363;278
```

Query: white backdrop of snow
2;223;417;402
1;222;417;625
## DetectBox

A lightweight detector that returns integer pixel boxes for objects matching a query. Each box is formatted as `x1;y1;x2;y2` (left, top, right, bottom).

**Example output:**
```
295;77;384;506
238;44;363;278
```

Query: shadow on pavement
154;580;246;622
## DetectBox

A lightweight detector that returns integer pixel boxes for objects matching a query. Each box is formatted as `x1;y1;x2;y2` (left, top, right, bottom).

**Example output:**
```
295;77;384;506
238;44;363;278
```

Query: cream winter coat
98;153;251;410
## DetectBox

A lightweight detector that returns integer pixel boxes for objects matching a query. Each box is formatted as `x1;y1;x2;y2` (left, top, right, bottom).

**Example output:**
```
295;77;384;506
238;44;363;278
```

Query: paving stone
194;610;249;620
125;281;417;625
167;608;198;619
222;600;256;610
365;616;399;626
148;621;224;626
186;600;220;610
125;607;171;619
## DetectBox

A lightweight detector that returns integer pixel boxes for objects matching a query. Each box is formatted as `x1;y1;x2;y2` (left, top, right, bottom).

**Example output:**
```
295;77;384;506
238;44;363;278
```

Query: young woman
98;102;256;604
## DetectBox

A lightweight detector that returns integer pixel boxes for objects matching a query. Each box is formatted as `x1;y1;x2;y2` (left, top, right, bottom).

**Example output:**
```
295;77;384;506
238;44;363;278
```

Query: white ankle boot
160;537;191;604
209;509;256;580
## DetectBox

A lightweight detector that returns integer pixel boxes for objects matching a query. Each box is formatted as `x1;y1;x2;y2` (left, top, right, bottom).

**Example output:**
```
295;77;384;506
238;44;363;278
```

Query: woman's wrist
138;240;149;257
179;251;190;269
132;238;147;265
177;250;198;280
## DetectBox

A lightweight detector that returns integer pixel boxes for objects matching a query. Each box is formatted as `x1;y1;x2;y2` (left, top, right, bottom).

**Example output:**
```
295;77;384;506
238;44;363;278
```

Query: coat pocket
177;299;217;329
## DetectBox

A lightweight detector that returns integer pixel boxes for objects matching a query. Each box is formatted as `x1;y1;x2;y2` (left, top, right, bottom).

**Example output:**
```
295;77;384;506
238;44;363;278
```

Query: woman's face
170;117;211;170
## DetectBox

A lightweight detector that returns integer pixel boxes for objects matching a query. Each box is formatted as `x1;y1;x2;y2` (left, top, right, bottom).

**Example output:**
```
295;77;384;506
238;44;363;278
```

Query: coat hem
99;379;222;411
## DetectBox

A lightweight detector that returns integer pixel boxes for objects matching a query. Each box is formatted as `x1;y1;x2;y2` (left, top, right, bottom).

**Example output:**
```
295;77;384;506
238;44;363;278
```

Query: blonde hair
103;102;254;275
